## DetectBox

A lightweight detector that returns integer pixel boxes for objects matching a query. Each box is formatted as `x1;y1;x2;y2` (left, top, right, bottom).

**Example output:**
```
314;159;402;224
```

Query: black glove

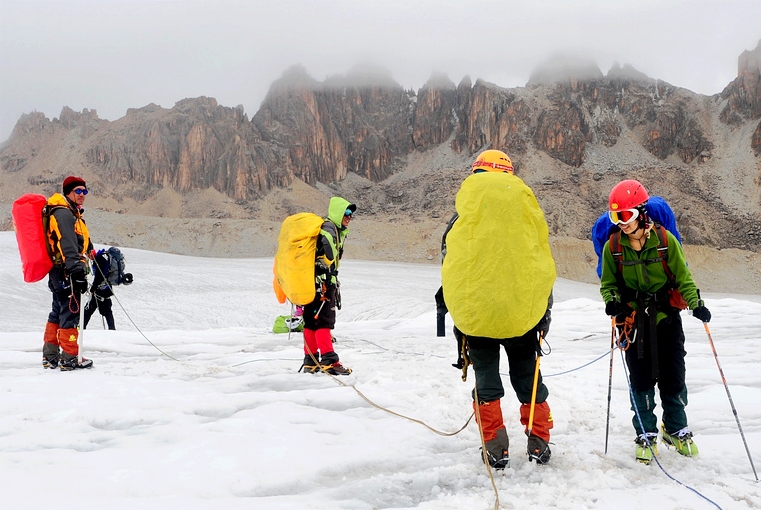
435;287;448;337
692;301;711;322
316;257;330;272
122;273;134;285
70;270;88;295
536;309;551;338
605;300;623;317
452;327;465;369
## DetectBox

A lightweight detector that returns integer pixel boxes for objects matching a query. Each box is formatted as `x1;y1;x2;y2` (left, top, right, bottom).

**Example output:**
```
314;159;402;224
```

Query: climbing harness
614;310;637;351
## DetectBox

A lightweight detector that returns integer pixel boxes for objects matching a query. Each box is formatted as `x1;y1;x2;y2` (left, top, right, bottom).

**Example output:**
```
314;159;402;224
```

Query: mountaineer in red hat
41;176;95;371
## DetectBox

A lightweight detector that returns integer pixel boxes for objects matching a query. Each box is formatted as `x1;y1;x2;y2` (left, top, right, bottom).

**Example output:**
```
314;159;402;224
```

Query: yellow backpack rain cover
441;172;556;338
273;212;324;306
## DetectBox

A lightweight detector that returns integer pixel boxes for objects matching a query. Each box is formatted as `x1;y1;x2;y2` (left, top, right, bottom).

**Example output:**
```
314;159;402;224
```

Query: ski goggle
608;208;639;225
344;209;354;217
74;188;89;195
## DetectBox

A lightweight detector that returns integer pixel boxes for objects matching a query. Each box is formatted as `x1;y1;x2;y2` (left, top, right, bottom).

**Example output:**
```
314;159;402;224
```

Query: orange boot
57;328;93;371
475;400;510;469
520;401;553;464
42;322;60;369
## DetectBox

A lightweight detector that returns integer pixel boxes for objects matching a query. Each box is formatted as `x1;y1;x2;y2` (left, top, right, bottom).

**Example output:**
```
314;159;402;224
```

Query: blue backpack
94;247;127;286
592;196;682;279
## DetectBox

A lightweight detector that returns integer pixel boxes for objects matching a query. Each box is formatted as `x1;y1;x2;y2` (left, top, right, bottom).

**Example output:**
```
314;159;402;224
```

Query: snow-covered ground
1;231;759;510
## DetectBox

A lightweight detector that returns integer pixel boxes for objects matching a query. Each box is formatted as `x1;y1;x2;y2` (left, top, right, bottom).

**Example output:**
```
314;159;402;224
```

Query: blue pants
47;266;80;330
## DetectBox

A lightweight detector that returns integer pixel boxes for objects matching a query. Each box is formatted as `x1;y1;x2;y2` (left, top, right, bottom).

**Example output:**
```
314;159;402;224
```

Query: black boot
482;428;510;469
527;435;551;464
319;351;352;376
60;355;94;371
300;353;320;373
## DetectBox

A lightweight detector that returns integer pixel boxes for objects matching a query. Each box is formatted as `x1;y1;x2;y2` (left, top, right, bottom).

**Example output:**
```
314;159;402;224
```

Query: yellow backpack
442;173;556;338
273;212;325;306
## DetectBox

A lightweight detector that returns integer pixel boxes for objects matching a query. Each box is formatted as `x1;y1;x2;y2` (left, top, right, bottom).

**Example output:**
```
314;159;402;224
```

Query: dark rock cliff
2;42;760;251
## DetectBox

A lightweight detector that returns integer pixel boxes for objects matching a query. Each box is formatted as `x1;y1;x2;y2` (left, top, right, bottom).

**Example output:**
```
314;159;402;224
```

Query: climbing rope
91;258;180;362
620;351;723;510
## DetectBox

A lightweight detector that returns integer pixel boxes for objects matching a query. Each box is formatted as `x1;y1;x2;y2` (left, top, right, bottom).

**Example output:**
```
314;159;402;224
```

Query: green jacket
600;228;701;322
317;197;353;282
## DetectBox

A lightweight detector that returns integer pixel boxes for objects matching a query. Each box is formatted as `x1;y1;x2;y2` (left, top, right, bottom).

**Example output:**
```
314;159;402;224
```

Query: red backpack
608;224;688;310
12;194;56;283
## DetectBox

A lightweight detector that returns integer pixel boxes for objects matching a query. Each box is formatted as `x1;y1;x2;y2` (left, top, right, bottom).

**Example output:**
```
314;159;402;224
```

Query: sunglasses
344;209;353;217
74;188;89;195
608;208;639;225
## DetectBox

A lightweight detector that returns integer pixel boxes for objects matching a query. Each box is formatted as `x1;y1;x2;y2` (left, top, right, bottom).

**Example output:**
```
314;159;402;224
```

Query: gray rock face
2;43;760;253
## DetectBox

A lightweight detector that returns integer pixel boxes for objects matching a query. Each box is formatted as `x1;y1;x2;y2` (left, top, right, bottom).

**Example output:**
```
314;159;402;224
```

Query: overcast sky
1;0;760;143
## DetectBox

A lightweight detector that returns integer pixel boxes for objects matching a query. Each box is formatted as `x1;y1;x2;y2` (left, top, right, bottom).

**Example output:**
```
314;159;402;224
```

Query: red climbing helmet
608;180;650;226
609;180;649;211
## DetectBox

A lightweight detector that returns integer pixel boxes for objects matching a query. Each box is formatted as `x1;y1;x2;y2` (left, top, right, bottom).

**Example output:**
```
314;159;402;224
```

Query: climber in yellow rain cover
441;150;556;469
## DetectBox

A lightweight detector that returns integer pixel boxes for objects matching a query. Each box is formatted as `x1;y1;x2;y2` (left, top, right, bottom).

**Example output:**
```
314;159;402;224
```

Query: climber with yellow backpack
273;196;357;376
441;149;556;469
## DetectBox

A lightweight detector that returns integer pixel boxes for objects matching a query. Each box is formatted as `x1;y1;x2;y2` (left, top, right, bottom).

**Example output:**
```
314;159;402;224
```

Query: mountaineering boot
301;353;320;373
320;361;352;376
320;351;352;376
43;354;60;369
60;355;93;371
661;425;698;457
55;328;91;370
527;435;551;464
42;322;60;369
481;428;510;469
474;400;510;469
520;401;553;464
635;433;659;465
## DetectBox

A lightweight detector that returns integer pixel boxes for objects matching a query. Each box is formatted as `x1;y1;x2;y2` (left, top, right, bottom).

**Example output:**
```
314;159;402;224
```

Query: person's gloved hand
692;301;711;322
605;300;623;317
315;256;330;271
315;257;330;281
536;309;551;338
70;270;88;294
122;273;134;285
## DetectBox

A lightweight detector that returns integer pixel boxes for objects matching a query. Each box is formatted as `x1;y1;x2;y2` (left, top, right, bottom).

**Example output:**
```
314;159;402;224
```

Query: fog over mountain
2;0;760;142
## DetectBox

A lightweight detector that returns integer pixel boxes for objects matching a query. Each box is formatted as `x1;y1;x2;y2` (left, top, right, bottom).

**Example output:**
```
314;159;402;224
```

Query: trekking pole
703;322;758;481
526;331;545;436
605;317;616;454
78;286;89;364
313;281;329;320
314;299;327;320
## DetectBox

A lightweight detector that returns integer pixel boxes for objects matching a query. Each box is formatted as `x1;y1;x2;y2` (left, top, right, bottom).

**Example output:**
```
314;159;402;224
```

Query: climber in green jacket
600;179;711;463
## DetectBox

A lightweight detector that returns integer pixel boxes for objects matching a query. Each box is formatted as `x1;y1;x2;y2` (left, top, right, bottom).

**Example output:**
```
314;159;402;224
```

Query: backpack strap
43;204;68;264
612;224;670;285
652;224;675;284
609;230;623;275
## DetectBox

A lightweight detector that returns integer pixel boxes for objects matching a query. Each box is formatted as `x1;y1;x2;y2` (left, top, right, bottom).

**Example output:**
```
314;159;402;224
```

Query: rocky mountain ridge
1;42;760;272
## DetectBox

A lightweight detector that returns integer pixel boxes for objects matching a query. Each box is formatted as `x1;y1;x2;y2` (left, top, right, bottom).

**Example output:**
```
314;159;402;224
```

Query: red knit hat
62;176;87;195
